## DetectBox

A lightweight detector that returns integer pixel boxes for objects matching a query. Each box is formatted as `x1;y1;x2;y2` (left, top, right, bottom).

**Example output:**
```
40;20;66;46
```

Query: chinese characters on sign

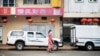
16;8;63;16
0;8;10;15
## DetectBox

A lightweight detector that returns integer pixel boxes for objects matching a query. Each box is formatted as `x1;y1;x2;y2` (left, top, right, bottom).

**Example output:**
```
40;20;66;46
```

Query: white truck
7;30;63;50
71;25;100;51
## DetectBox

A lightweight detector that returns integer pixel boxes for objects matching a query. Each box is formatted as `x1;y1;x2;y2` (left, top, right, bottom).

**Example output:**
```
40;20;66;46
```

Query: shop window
88;0;97;3
23;0;50;4
75;0;84;3
41;17;47;20
3;0;15;7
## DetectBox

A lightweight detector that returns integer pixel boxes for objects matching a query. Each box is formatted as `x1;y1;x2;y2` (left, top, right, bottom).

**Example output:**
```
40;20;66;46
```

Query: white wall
64;0;100;13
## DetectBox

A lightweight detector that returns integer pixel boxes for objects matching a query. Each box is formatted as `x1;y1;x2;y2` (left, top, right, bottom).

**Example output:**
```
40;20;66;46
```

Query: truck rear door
70;26;76;46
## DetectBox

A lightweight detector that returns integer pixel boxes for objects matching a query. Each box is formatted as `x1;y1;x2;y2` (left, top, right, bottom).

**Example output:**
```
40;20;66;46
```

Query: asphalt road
0;49;100;56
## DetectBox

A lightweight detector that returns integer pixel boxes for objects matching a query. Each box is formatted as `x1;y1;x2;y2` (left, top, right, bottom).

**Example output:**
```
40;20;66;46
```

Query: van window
36;32;45;38
11;31;24;36
27;32;34;37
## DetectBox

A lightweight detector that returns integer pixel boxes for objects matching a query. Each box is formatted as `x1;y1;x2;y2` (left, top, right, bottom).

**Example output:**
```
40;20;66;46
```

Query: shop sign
16;8;63;16
0;8;10;15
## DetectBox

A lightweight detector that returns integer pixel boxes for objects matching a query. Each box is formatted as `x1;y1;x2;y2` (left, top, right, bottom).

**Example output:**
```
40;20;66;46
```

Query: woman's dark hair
48;30;52;33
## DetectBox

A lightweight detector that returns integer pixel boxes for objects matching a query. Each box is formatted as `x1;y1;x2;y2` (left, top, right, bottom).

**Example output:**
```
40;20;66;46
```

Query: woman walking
47;30;53;53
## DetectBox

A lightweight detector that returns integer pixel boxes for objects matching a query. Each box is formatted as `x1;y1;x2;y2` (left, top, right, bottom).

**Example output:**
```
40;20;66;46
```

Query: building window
0;0;2;6
41;17;47;20
89;0;97;3
23;0;34;4
23;0;50;4
3;0;15;7
75;0;84;3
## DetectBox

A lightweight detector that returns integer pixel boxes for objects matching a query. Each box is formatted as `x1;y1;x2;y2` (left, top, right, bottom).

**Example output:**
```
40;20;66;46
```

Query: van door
35;32;48;46
26;32;37;45
70;26;76;46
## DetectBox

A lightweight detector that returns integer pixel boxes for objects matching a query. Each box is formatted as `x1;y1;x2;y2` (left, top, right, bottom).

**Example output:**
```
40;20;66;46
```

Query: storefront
1;8;63;44
0;8;10;43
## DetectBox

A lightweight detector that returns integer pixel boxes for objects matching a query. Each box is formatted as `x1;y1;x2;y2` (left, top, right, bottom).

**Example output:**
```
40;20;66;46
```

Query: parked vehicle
71;25;100;51
7;30;63;50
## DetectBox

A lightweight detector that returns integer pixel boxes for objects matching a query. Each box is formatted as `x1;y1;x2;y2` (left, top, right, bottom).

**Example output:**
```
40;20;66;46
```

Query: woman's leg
49;45;53;52
47;45;52;53
47;45;50;52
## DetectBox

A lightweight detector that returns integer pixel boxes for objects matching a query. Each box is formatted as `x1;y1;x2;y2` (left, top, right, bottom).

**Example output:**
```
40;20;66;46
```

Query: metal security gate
22;24;55;37
63;24;75;43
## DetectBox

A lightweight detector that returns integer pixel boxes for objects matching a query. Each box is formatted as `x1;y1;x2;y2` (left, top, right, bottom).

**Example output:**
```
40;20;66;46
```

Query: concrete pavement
0;50;100;56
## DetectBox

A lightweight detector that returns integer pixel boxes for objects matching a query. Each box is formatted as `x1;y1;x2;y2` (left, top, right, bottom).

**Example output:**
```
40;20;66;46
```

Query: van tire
16;42;24;50
53;42;58;51
85;43;94;51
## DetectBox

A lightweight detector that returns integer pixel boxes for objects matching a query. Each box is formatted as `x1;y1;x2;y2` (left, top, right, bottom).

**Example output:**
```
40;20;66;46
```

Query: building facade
63;0;100;42
64;0;100;24
0;0;63;44
64;0;100;17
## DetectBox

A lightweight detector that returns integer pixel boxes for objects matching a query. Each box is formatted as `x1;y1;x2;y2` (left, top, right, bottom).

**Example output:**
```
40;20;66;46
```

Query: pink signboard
16;8;63;16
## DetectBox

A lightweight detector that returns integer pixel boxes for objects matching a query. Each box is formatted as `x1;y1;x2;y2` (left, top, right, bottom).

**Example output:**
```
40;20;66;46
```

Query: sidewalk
0;44;76;50
59;45;76;50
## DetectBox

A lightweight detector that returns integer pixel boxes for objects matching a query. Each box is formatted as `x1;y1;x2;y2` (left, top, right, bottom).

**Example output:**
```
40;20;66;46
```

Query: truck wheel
53;43;58;51
85;43;94;51
16;42;24;50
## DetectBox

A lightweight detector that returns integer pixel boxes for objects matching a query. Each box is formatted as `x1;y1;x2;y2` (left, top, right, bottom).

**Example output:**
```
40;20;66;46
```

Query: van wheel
85;43;94;51
16;42;24;50
53;43;58;51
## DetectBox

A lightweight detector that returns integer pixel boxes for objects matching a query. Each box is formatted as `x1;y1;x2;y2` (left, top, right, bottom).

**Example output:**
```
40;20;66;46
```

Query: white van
71;25;100;51
7;30;63;50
